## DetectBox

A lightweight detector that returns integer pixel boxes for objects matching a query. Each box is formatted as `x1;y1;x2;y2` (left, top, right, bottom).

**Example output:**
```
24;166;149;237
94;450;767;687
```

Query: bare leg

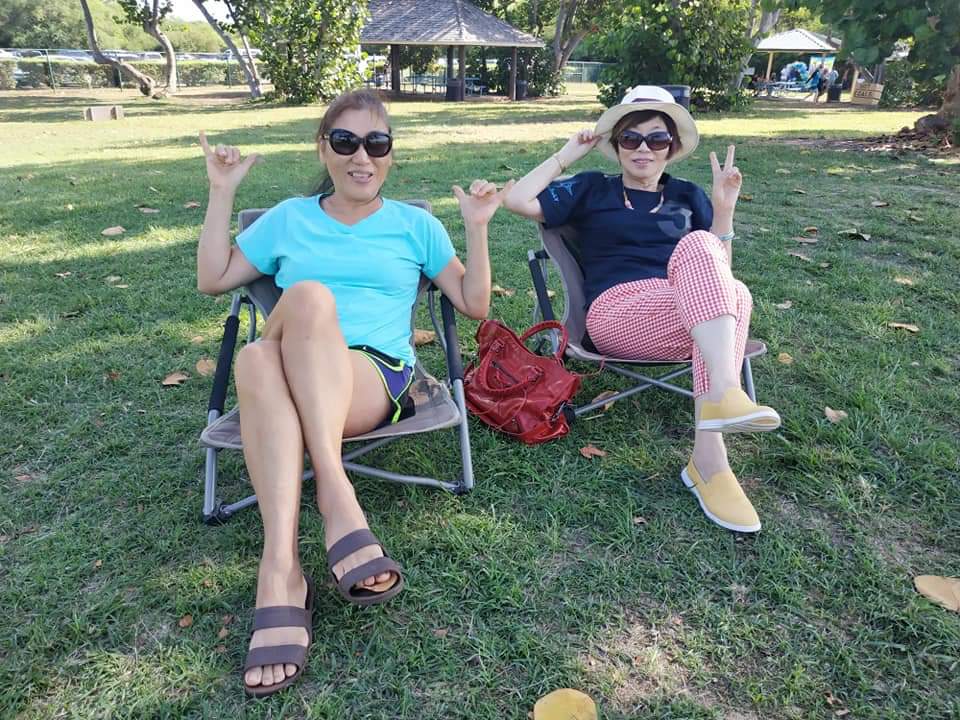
260;281;397;590
235;340;309;690
691;396;730;478
689;315;740;403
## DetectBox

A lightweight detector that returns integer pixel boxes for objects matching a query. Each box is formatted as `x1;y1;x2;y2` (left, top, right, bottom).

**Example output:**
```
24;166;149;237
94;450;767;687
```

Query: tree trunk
558;30;588;71
731;5;780;90
552;0;576;72
937;63;960;122
144;8;178;93
192;0;262;98
78;0;159;97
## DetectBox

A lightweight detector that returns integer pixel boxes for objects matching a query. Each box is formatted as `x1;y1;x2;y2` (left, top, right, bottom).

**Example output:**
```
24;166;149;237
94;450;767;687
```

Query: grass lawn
1;84;959;719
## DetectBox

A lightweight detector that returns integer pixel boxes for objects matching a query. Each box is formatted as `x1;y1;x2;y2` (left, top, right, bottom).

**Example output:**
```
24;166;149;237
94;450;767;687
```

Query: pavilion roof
756;28;840;53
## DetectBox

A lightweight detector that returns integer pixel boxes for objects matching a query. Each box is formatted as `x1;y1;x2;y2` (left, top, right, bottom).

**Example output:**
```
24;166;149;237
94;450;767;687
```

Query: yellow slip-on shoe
680;462;761;533
697;388;781;433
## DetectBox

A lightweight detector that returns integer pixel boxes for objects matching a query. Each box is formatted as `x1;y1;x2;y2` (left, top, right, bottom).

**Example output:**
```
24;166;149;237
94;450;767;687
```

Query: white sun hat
593;85;699;164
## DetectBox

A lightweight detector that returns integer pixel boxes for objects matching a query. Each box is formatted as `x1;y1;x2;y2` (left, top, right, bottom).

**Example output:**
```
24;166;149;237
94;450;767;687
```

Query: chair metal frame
200;204;474;525
527;222;765;419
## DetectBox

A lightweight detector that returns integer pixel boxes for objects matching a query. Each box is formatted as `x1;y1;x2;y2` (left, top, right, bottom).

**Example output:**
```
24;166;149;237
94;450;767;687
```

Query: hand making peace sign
709;144;742;213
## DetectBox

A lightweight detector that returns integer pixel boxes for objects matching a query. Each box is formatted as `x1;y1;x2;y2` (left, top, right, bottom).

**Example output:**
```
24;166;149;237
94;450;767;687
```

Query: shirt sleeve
235;202;288;276
537;172;597;228
689;184;714;232
419;212;456;279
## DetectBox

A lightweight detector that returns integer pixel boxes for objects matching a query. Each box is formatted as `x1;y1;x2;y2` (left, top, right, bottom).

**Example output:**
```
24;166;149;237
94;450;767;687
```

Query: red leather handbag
464;320;581;444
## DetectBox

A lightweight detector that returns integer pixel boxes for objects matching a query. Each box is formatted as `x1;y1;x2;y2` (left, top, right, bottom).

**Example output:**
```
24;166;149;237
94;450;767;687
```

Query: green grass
1;84;959;720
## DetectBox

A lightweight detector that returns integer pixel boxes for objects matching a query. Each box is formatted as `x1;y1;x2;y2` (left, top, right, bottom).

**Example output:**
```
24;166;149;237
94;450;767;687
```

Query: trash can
516;80;528;100
660;84;691;109
827;83;842;102
445;79;464;101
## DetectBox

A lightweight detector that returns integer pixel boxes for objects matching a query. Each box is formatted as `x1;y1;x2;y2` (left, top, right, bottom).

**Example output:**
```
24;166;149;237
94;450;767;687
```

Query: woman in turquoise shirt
197;89;510;697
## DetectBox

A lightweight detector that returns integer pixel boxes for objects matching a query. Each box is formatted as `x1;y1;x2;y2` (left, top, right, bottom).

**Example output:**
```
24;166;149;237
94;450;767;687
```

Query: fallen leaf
217;627;229;639
591;390;619;412
795;237;819;244
887;322;919;333
914;575;960;612
190;335;205;344
94;559;103;569
802;226;818;236
101;226;126;237
893;276;914;286
579;444;607;459
740;194;753;201
138;206;160;214
826;168;844;176
61;310;81;319
202;578;214;588
777;352;794;365
431;627;449;638
837;228;871;241
792;188;807;194
215;644;227;653
65;203;75;211
162;371;190;387
195;357;216;377
113;284;129;289
148;185;160;193
818;262;831;269
907;213;923;223
222;614;234;625
787;251;812;262
183;200;201;209
105;370;120;381
105;275;122;283
774;300;793;310
835;710;850;718
178;614;193;628
491;284;515;297
14;474;31;482
527;289;557;299
54;271;72;278
871;200;889;207
499;164;517;172
824;406;848;423
825;692;841;707
413;328;436;346
632;516;647;525
775;168;791;175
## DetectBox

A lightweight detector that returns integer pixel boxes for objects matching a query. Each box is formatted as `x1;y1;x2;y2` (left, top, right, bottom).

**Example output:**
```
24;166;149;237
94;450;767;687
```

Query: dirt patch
782;126;957;159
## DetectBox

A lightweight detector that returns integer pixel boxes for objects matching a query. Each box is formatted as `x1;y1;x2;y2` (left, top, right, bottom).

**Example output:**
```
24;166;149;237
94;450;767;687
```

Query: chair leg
451;377;474;493
742;357;756;402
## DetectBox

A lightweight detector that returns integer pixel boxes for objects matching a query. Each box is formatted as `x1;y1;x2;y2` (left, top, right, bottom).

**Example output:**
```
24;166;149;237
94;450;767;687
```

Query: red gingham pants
585;230;752;397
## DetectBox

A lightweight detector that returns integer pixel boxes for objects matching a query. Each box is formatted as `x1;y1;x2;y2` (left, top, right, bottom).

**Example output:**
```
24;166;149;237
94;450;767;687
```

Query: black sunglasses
322;128;393;158
617;130;673;152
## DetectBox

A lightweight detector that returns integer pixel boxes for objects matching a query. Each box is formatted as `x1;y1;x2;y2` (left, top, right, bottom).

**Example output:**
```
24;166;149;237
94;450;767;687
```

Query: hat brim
594;102;699;164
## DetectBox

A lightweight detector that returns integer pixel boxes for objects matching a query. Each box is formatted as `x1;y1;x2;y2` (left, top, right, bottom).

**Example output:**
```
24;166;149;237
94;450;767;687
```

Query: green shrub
879;60;943;109
469;46;564;98
15;59;113;88
0;60;15;90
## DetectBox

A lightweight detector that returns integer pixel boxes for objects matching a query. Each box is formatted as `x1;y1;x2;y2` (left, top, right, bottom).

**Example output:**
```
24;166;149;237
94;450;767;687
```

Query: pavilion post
765;51;774;80
510;47;518;100
446;46;454;82
458;45;466;101
390;44;401;95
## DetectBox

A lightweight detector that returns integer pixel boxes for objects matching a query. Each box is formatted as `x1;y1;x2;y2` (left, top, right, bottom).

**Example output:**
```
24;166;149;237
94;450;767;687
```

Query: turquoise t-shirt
236;196;456;366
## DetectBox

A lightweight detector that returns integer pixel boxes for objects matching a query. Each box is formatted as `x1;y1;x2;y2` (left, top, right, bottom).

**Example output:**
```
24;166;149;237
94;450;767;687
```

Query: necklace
622;186;665;213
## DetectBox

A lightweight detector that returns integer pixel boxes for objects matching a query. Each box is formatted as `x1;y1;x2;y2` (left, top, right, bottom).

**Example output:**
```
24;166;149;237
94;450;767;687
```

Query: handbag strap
519;321;568;361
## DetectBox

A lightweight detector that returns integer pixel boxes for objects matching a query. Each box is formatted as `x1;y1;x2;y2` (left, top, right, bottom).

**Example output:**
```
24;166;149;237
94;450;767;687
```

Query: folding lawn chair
199;201;474;525
527;222;767;418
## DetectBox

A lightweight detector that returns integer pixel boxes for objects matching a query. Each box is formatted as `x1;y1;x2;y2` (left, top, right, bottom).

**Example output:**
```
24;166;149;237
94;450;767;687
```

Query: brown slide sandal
243;574;315;698
327;529;404;606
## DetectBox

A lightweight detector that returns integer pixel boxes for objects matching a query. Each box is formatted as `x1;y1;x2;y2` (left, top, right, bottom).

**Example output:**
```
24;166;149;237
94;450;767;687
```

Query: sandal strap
337;556;401;595
326;529;384;568
252;605;310;631
244;643;308;672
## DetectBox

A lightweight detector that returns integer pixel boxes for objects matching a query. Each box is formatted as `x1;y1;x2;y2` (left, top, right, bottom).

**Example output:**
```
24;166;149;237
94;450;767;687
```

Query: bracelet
717;230;735;241
552;153;567;173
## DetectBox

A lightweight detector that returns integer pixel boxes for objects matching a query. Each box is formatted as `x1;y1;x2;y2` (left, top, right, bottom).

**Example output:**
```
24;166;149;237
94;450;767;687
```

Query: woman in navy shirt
505;86;781;534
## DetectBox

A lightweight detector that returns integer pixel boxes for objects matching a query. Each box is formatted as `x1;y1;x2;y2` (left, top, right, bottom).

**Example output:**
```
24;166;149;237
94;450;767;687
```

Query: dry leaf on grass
14;474;32;482
787;251;812;262
579;444;607;459
138;207;160;214
871;200;890;207
893;276;914;286
802;226;819;236
887;322;919;333
774;300;793;310
824;406;848;423
533;689;597;720
491;284;515;297
217;627;229;639
148;186;160;193
777;352;794;365
94;559;103;569
162;371;190;387
178;614;193;628
106;275;121;283
527;289;556;299
818;262;831;269
632;516;647;525
101;226;125;237
431;627;449;638
195;357;216;377
792;188;807;194
740;193;753;201
907;213;923;223
105;370;120;381
413;328;436;346
215;644;227;653
190;335;205;344
775;168;791;175
54;271;72;278
795;237;819;244
914;575;960;612
591;390;619;412
183;200;201;209
837;228;872;241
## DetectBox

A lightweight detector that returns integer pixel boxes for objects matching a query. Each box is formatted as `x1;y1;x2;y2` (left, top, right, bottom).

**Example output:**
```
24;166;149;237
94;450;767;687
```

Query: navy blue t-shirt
538;171;713;308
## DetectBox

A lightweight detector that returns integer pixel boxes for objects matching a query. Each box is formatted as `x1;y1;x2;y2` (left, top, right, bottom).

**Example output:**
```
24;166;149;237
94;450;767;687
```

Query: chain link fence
562;61;610;83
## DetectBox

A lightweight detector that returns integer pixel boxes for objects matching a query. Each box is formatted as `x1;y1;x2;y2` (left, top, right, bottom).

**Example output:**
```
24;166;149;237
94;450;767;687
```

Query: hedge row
0;59;266;90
